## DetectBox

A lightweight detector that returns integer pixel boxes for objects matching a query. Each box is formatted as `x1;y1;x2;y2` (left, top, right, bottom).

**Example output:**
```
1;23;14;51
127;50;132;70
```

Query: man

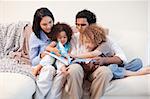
69;9;143;99
70;9;114;99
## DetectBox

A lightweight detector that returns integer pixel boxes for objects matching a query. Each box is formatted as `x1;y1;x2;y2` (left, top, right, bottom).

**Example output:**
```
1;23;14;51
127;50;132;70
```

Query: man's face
76;18;89;32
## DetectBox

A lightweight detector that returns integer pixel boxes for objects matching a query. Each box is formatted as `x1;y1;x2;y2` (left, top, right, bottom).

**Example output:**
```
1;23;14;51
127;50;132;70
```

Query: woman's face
40;16;54;33
57;31;68;45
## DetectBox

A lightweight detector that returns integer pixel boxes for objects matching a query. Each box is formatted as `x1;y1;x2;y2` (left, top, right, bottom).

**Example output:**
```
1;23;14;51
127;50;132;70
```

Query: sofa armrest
0;73;36;99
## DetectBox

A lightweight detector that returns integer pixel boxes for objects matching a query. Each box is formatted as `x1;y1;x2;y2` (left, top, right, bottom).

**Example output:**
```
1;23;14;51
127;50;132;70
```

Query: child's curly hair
49;22;73;43
80;24;107;47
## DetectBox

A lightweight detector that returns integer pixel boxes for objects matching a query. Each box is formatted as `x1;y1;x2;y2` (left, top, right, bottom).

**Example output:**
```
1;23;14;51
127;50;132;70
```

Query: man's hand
92;56;123;66
92;57;106;66
80;62;94;72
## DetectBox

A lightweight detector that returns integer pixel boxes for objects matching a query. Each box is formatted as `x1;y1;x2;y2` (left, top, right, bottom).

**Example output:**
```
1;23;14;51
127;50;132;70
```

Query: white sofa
102;74;150;99
0;73;36;99
0;72;149;99
0;22;149;99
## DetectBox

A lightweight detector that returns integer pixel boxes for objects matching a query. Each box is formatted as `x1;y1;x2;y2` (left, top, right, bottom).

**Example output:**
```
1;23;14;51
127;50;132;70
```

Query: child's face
57;31;68;45
84;37;96;51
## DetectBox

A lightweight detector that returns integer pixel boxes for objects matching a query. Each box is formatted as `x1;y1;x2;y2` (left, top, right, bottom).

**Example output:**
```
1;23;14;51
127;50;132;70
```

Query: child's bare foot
32;65;43;76
32;68;38;76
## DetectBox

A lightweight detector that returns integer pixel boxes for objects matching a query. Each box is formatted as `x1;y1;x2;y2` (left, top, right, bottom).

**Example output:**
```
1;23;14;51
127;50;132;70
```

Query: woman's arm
29;33;41;66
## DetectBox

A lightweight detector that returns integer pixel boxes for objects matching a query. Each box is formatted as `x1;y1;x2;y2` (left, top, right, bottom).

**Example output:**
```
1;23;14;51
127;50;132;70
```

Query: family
29;7;150;99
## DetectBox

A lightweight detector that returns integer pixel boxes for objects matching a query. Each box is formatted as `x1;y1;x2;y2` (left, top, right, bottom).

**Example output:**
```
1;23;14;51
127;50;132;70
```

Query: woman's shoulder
30;32;41;42
29;32;42;47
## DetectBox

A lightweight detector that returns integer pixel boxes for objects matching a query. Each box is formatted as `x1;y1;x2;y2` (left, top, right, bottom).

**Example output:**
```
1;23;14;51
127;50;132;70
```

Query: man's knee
96;66;113;79
68;64;84;77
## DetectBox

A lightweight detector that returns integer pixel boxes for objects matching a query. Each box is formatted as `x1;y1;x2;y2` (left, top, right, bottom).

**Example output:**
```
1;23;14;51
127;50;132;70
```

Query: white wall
148;0;150;65
0;0;149;65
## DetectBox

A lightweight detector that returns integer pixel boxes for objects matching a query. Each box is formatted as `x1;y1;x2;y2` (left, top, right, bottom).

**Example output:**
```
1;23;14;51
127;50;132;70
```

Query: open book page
57;42;72;64
45;51;69;65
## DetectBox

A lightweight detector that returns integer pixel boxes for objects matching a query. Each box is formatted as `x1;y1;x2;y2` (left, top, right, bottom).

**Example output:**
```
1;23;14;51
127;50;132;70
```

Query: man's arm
93;37;127;66
108;37;127;64
93;56;123;66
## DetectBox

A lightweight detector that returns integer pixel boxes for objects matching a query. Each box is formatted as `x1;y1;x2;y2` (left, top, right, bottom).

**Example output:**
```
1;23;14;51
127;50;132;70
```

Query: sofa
62;74;150;99
0;22;150;99
0;72;149;99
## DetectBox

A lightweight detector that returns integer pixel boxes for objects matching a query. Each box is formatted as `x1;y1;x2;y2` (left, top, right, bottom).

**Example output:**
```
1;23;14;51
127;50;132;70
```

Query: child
71;24;150;78
32;22;73;76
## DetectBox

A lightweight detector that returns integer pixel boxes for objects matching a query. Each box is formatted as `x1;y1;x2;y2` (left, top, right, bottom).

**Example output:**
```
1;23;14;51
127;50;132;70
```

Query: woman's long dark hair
32;7;54;39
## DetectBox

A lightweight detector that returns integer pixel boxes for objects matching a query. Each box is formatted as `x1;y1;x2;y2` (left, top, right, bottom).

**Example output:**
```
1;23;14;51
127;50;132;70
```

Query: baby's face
57;31;68;45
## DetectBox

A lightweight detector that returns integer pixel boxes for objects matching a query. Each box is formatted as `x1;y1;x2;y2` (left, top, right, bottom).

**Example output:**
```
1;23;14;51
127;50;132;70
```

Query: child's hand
49;41;57;47
53;47;61;56
60;66;69;77
40;52;47;58
69;53;77;58
45;41;57;52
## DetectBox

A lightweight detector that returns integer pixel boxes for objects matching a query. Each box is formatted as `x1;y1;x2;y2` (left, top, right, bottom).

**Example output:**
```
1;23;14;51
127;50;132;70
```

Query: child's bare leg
32;64;43;76
125;66;150;77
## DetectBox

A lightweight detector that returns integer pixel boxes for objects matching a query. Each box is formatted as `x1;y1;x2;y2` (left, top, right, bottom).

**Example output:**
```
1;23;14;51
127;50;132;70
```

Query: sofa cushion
104;74;150;96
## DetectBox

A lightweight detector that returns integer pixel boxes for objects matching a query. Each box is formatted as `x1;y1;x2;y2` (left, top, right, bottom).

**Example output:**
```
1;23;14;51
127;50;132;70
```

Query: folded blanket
9;24;32;65
0;21;35;80
0;21;29;58
0;57;35;80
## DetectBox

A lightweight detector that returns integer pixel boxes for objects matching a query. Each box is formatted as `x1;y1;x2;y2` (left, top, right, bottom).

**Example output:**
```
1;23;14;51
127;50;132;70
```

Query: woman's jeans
108;58;143;79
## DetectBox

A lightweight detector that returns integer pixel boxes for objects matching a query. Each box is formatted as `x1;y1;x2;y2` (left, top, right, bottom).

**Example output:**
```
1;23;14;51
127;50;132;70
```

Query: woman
29;7;65;99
